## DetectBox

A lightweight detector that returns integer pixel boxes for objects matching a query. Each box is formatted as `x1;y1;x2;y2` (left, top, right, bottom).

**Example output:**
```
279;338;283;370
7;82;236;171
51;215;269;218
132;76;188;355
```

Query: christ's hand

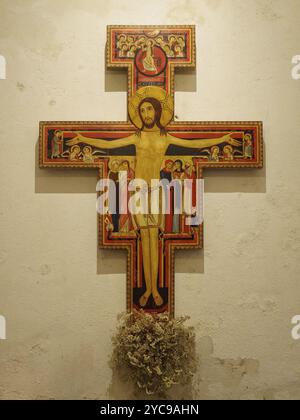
223;133;242;147
66;133;85;146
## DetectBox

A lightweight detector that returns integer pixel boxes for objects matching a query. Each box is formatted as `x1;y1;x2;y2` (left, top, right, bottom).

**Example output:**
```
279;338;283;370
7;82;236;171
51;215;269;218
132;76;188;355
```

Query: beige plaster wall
0;0;300;400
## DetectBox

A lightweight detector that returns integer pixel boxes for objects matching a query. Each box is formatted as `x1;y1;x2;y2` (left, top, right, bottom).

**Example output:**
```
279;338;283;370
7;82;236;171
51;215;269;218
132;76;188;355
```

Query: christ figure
66;92;241;308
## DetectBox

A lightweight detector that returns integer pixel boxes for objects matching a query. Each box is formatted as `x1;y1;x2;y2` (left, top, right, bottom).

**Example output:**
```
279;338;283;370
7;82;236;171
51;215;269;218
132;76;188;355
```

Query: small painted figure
108;159;121;233
69;145;82;161
184;160;196;179
160;159;174;233
223;145;234;161
172;159;186;180
160;159;174;182
177;36;186;50
142;40;157;72
116;34;127;50
172;160;185;233
155;36;166;49
244;134;253;159
118;160;135;233
82;146;95;164
210;146;220;162
174;43;184;58
127;45;137;58
184;160;197;221
120;43;129;58
104;214;114;233
51;130;63;159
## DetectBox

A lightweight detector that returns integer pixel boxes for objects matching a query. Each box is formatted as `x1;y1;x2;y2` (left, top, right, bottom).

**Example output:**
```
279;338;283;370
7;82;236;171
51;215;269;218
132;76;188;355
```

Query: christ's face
140;102;156;128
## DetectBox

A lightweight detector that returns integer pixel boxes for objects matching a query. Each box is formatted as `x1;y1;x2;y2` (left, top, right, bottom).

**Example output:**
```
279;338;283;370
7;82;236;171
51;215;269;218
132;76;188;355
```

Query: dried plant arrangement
110;310;197;398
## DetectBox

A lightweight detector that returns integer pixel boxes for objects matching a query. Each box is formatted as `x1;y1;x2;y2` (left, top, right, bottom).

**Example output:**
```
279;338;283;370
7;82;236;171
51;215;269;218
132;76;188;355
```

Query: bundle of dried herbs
110;310;197;397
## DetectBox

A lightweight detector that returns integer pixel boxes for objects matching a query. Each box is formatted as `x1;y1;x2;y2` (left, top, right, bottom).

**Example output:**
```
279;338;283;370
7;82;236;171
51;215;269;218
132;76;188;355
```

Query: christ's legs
139;229;152;307
134;211;163;308
149;227;163;306
134;214;152;307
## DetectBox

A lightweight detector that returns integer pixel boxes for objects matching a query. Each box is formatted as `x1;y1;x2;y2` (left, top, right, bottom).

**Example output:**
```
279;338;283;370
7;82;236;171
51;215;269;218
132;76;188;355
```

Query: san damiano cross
40;26;263;316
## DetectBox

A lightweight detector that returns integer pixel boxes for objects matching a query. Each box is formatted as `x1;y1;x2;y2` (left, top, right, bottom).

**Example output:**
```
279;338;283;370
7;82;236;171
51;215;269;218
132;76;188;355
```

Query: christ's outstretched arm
166;133;242;149
66;133;137;149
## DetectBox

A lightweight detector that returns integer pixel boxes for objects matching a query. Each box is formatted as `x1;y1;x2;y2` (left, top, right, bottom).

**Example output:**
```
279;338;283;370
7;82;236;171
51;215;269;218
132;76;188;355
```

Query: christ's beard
143;119;156;129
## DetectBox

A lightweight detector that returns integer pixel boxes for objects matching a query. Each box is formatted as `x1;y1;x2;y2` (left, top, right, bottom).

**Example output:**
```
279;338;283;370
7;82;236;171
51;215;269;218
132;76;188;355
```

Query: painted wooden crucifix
39;26;263;316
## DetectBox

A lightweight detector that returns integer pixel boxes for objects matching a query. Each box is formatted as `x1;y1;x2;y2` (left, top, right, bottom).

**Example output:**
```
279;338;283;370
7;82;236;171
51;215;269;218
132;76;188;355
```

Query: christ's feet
153;292;163;307
139;291;151;307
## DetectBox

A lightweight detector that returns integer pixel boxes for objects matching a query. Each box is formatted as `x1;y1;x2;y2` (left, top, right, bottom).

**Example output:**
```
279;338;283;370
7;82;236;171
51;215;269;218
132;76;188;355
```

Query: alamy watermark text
0;315;6;340
0;55;6;80
292;55;300;80
96;173;204;226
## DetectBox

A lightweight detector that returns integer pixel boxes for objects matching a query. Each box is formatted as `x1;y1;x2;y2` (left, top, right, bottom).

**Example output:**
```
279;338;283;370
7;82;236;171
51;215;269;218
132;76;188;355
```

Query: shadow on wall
105;67;198;93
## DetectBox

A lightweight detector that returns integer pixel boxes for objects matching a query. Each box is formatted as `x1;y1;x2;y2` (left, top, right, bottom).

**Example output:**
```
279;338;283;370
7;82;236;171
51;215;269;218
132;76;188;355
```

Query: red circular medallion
135;45;167;77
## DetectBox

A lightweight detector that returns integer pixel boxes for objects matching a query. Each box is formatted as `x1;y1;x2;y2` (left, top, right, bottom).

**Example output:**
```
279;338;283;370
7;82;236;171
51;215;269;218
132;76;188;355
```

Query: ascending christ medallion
135;43;167;77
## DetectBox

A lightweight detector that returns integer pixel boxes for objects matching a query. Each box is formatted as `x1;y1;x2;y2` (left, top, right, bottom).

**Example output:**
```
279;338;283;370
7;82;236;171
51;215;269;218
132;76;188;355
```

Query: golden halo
128;87;174;130
108;158;121;170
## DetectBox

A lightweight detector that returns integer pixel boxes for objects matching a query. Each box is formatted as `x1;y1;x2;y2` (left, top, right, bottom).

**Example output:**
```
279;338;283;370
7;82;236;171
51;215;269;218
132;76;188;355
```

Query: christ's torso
134;131;169;184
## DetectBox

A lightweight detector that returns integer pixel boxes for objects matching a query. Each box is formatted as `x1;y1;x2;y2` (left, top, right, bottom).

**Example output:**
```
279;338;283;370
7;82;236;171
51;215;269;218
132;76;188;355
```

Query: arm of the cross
66;132;137;149
166;132;242;149
166;122;263;168
39;122;137;168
